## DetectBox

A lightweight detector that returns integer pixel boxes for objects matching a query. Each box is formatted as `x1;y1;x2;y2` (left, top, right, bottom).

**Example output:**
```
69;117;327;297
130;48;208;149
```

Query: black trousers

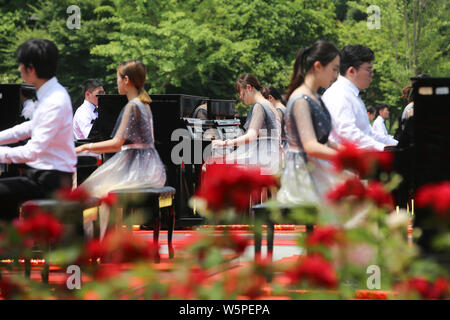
0;167;73;221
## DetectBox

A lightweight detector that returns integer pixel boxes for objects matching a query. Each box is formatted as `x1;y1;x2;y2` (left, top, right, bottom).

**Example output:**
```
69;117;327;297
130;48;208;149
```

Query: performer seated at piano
322;44;394;150
367;105;376;122
277;40;344;205
262;85;287;150
75;60;166;239
192;101;208;120
371;103;398;146
73;79;105;140
0;39;76;220
211;73;282;175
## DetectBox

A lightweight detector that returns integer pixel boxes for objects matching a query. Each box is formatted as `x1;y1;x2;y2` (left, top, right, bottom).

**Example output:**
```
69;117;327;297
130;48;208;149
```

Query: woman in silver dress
76;60;166;238
277;41;342;205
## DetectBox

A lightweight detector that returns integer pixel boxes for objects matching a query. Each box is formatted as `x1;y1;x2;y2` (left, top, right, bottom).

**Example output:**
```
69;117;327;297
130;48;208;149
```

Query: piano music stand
88;94;128;141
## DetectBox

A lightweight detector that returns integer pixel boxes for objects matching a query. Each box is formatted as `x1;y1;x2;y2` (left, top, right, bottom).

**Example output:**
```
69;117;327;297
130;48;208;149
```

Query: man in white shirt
73;79;105;139
371;103;398;146
0;39;76;219
322;45;391;151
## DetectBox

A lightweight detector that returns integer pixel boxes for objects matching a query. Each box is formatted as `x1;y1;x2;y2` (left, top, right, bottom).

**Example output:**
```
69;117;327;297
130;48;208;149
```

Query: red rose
0;277;24;300
332;142;393;176
326;177;366;203
56;186;91;202
101;193;118;207
14;212;63;243
93;263;122;281
106;232;158;263
306;226;344;247
415;181;450;217
332;142;371;176
397;277;449;299
365;181;394;210
285;254;338;288
196;163;278;212
230;233;249;254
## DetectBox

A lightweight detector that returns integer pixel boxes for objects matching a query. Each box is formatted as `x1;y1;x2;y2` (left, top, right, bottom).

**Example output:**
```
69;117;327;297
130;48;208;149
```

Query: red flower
365;181;394;210
415;181;450;217
332;142;371;176
0;277;24;300
79;238;108;264
332;142;393;176
285;254;338;288
326;177;366;203
228;233;249;255
80;231;157;264
14;212;63;243
93;263;122;281
306;226;344;247
398;277;449;299
101;193;118;207
195;163;278;212
106;232;158;263
56;186;90;202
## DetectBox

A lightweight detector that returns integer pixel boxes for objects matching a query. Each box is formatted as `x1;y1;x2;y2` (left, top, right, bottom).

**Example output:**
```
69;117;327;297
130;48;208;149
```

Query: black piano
149;94;242;227
0;83;36;177
389;77;450;263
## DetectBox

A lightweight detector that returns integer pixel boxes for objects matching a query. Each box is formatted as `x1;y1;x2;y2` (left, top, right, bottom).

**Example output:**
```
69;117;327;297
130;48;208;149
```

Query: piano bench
251;202;314;262
108;186;176;262
19;196;101;283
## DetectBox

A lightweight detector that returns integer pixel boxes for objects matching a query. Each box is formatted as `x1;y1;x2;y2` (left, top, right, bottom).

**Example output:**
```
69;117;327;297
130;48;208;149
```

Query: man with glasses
73;79;105;140
322;44;389;151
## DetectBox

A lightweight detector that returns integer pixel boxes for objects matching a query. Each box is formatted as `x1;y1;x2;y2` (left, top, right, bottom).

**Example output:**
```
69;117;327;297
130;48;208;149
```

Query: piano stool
19;196;101;283
108;186;176;263
251;202;314;263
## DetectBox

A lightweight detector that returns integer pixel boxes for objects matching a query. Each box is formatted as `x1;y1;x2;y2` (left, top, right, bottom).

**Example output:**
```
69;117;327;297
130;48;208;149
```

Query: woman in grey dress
76;60;166;238
277;41;342;205
212;74;282;175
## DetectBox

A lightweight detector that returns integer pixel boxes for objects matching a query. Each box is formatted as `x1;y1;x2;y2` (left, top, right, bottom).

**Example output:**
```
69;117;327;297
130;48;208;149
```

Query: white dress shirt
21;99;36;120
372;116;398;145
322;75;386;151
0;77;77;173
73;100;98;140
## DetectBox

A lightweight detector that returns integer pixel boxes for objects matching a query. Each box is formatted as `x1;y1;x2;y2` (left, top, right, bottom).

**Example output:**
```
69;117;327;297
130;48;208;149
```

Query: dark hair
375;102;388;115
82;79;103;95
118;60;151;104
367;105;376;115
286;40;340;99
236;74;262;93
339;44;374;76
403;74;431;102
16;39;59;79
262;85;283;101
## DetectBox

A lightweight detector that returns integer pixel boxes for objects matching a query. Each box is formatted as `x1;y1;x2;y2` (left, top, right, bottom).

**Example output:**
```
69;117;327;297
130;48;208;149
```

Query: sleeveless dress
277;94;339;205
219;101;282;175
82;98;166;238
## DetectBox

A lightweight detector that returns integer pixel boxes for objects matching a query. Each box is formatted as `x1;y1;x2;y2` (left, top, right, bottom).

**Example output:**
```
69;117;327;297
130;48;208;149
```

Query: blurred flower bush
0;144;449;300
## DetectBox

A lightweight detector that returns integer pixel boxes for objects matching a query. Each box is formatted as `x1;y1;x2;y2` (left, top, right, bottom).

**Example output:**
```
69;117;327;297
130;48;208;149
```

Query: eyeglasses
359;67;375;75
